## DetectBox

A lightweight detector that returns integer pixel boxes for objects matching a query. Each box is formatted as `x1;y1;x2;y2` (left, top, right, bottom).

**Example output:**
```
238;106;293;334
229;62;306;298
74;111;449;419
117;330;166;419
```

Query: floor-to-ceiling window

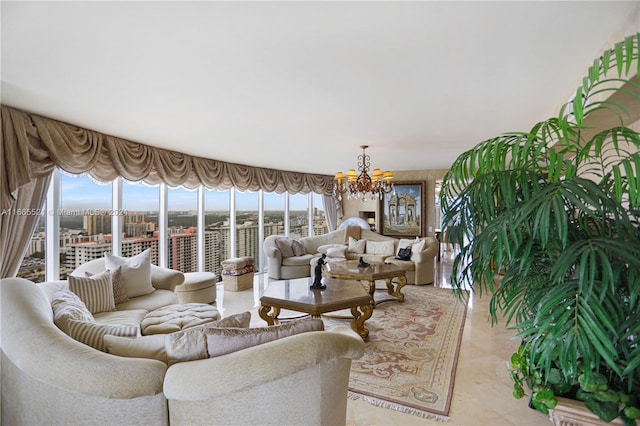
167;187;198;273
122;180;160;265
235;189;260;261
289;193;310;238
264;192;285;237
17;169;328;281
59;173;112;278
16;207;47;282
312;193;328;235
205;188;230;277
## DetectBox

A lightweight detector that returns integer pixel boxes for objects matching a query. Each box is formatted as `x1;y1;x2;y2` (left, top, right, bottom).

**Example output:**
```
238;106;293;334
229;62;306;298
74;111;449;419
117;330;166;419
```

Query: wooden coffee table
324;260;407;306
258;277;373;340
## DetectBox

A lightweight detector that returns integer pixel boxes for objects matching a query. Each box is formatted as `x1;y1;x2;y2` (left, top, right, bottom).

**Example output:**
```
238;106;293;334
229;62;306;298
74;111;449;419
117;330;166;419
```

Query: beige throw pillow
68;269;115;314
410;238;427;261
398;238;419;250
365;240;395;256
291;239;306;256
165;317;323;365
205;319;324;358
274;238;295;258
105;248;154;298
348;236;366;254
51;289;96;335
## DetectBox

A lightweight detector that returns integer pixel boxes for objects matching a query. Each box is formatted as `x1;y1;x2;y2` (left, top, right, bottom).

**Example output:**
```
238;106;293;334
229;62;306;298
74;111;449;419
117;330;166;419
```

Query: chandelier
333;145;394;201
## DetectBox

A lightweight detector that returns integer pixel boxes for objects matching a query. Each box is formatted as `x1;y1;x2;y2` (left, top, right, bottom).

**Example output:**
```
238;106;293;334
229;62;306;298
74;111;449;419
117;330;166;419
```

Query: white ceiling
2;1;638;176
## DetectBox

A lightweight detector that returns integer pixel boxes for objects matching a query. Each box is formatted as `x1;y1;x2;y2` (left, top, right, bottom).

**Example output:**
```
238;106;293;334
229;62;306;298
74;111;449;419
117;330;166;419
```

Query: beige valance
1;105;334;210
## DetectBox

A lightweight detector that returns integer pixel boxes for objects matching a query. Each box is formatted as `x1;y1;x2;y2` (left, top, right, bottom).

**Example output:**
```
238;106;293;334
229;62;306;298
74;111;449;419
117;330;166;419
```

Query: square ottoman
221;257;254;291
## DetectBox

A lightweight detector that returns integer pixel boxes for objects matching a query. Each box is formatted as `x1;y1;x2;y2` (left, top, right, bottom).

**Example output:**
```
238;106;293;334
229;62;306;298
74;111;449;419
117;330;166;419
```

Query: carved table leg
258;305;281;325
350;304;373;341
393;275;407;302
385;278;395;296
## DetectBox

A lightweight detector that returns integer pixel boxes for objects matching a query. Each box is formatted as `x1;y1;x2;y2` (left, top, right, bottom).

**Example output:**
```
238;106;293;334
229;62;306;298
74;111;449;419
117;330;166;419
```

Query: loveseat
264;228;439;285
1;272;365;425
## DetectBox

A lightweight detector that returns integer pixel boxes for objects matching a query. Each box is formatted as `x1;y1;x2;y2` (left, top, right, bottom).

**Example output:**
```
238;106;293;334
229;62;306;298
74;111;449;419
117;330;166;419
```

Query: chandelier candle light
333;145;394;201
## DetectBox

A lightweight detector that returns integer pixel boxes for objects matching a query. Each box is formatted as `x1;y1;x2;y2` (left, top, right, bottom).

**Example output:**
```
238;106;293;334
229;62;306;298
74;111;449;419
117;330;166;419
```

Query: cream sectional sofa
1;273;365;425
265;228;439;285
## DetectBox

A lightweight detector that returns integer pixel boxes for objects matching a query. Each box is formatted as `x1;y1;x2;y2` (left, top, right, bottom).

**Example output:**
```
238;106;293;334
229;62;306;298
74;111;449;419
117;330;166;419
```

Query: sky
59;172;322;212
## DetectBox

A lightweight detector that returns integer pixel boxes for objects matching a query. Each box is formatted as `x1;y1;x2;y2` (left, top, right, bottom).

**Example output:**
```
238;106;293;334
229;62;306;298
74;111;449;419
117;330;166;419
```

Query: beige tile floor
215;250;550;426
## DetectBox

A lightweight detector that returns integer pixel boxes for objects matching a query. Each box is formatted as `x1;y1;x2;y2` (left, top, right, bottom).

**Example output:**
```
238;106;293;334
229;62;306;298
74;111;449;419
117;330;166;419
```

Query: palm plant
440;33;640;424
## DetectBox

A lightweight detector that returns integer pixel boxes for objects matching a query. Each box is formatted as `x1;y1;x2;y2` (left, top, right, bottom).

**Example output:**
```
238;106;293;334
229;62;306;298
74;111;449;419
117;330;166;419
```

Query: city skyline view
60;172;323;212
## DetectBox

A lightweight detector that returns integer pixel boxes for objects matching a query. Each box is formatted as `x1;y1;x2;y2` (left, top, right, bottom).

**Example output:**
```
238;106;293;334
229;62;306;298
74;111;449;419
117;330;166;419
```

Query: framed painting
379;181;425;238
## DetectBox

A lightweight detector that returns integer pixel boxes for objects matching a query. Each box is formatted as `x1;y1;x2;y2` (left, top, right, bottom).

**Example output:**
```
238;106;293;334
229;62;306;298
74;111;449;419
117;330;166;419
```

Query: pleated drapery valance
1;104;335;210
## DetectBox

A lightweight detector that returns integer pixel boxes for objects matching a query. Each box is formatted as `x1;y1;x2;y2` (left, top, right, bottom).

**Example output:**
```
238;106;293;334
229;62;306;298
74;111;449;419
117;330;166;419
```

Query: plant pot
549;397;624;426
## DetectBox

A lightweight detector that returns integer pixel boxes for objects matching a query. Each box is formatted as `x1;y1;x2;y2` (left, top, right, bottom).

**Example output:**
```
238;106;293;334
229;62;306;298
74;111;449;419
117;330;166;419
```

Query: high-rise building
84;214;111;235
84;213;154;237
168;228;198;272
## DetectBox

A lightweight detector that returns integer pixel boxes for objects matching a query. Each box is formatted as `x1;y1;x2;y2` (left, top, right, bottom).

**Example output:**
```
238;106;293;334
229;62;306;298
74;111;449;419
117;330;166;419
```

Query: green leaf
584;399;619;423
624;35;633;75
615;40;624;76
573;90;584;124
603;48;611;75
624;406;640;420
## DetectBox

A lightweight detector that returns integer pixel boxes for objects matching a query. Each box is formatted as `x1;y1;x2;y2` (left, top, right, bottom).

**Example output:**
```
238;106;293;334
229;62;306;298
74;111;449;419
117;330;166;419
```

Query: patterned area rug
324;285;468;420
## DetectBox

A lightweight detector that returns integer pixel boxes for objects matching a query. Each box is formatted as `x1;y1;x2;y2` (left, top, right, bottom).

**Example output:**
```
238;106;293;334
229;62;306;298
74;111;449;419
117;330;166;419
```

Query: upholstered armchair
263;235;315;279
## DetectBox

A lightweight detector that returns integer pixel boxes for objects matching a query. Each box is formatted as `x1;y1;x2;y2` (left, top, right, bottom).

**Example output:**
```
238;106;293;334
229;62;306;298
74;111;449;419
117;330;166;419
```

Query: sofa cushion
384;257;416;272
105;248;154;298
68;319;138;352
68;270;115;314
104;334;168;363
326;246;347;258
51;289;96;335
317;244;346;255
164;312;253;364
94;309;148;328
105;312;252;363
366;240;395;256
281;254;314;266
274;237;295;258
114;289;178;312
347;236;366;254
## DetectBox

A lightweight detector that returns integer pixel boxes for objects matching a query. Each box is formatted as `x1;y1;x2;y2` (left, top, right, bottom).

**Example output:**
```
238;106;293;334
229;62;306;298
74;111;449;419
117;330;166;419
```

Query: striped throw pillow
69;269;115;314
68;320;138;352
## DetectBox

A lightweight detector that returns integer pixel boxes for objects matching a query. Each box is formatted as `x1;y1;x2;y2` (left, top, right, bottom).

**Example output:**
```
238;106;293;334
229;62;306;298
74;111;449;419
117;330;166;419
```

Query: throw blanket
221;265;255;276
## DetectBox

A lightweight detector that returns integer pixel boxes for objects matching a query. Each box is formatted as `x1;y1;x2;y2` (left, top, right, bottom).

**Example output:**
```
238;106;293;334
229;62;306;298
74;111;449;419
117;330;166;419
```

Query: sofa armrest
412;237;439;263
2;278;167;399
164;327;364;400
263;235;281;259
150;265;184;291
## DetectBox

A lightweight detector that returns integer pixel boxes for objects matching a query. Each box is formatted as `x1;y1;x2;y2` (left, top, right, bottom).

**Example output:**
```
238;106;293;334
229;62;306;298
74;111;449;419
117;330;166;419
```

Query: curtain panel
1;105;335;211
